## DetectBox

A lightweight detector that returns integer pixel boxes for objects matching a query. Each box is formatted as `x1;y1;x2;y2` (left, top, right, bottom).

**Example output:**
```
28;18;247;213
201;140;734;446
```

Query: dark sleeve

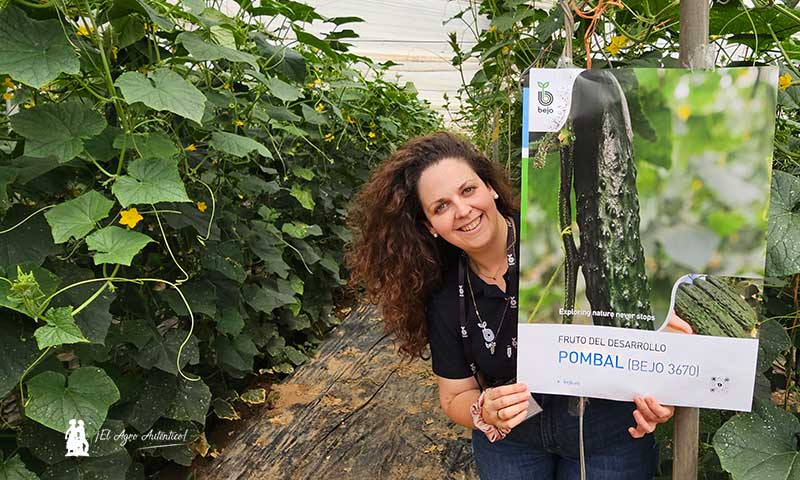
427;302;472;380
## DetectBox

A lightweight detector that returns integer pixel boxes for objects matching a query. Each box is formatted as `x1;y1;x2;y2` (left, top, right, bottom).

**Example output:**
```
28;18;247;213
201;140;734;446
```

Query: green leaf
178;32;259;69
281;221;322;239
240;388;266;404
34;306;89;349
255;103;301;122
284;345;307;366
0;206;60;269
25;367;120;438
212;398;240;420
133;329;199;375
0;317;39;398
301;104;327;125
714;399;800;479
766;171;800;277
757;319;790;373
0;7;80;88
201;242;246;284
42;452;132;480
44;190;114;244
115;69;206;123
250;33;306;82
116;131;178;159
0;453;37;480
86;226;154;266
243;283;296;314
112;157;191;207
134;0;174;30
165;377;211;425
210;131;272;158
265;77;302;102
216;305;245;336
57;273;115;345
119;369;176;432
0;167;16;216
161;279;216;317
290;184;315;211
291;165;314;180
10;102;107;162
212;333;258;378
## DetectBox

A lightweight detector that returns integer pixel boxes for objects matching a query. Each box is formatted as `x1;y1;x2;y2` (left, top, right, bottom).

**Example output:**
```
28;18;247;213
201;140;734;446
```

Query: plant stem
73;264;120;316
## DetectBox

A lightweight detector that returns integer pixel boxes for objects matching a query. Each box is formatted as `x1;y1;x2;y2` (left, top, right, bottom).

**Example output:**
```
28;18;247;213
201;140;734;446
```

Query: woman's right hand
481;383;531;433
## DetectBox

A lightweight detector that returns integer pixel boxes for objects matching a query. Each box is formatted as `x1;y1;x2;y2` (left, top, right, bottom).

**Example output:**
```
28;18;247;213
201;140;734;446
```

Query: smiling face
417;157;502;254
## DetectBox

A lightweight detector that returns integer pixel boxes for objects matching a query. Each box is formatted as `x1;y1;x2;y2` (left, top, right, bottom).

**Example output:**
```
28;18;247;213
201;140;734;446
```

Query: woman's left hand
628;395;674;438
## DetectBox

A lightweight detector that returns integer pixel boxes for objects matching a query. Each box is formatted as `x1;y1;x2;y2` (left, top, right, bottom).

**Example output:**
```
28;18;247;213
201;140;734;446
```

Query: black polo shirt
426;214;521;388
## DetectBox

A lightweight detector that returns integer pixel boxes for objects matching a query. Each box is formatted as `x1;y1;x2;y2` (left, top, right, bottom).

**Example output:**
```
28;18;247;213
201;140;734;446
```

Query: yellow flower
368;131;376;139
346;115;355;124
119;208;143;229
3;77;14;89
23;101;34;109
234;120;245;127
76;25;94;37
111;47;119;62
690;179;703;191
324;133;335;142
501;45;511;55
314;78;323;87
488;25;497;33
137;66;151;75
779;73;793;91
184;143;197;152
197;201;208;213
677;105;691;121
315;103;325;113
306;82;314;88
606;35;628;55
2;92;12;101
222;82;231;90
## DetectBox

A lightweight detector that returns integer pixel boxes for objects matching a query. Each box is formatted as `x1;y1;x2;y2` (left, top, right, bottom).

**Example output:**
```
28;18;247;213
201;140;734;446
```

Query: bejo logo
536;81;554;114
537;81;554;106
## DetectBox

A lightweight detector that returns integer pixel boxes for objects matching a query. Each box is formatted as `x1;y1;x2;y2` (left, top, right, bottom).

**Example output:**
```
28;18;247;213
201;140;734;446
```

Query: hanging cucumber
558;126;579;323
570;70;653;329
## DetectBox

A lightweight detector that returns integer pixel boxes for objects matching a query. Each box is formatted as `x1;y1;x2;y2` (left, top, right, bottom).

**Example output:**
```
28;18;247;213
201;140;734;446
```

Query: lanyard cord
457;216;516;392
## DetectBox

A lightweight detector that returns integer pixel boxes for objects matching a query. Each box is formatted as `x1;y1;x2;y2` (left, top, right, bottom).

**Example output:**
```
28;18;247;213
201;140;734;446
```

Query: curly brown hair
345;131;518;359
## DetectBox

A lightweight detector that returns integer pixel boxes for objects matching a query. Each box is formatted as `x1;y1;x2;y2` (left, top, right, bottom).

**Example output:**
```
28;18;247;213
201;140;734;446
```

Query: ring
495;409;502;420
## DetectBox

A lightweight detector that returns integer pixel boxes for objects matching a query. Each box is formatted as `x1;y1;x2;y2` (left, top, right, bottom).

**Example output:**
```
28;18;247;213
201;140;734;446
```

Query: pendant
507;345;512;358
487;342;496;355
477;322;495;342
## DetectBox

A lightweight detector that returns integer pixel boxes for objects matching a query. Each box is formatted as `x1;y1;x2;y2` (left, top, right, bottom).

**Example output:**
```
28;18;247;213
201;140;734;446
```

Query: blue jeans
471;395;658;480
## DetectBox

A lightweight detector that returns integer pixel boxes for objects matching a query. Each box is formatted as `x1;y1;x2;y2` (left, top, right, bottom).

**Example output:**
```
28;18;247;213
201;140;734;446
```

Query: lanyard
457;216;516;392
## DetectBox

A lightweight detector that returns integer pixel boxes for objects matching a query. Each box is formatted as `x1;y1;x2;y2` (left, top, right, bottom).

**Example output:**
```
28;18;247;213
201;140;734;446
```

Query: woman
346;131;676;479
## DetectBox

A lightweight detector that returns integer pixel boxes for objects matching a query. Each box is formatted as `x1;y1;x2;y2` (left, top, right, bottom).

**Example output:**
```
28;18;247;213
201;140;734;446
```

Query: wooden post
673;1;709;478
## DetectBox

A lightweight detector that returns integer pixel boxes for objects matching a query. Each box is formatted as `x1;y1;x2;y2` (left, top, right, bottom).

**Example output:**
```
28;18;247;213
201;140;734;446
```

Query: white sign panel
526;68;583;132
517;324;759;411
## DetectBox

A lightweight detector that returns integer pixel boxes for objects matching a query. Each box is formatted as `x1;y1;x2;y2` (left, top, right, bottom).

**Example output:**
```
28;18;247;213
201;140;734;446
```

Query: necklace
469;216;516;282
464;216;516;356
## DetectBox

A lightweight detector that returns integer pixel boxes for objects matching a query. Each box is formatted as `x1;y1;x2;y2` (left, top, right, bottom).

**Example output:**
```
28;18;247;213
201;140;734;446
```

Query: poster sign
517;67;778;411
